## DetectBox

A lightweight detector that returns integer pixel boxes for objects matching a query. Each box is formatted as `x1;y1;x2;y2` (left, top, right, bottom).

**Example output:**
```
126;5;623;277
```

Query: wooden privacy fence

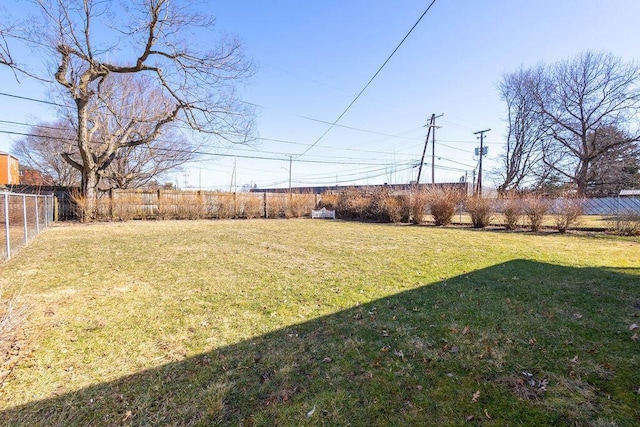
0;191;55;260
95;189;320;221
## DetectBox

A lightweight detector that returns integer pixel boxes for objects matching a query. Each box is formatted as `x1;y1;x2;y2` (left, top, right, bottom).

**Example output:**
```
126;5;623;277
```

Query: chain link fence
0;192;55;260
580;197;640;215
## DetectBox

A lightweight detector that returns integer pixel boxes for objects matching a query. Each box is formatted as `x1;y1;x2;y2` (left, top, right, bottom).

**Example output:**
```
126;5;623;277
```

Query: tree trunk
575;161;589;197
76;97;99;221
80;168;99;221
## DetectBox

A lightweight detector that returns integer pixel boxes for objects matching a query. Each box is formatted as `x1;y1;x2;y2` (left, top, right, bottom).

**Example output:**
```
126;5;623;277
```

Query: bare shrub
336;188;369;220
522;196;550;232
362;187;398;222
466;196;494;228
383;194;410;223
178;193;205;220
318;193;339;210
238;193;263;219
69;187;88;222
111;193;141;221
427;186;463;226
288;193;316;218
553;198;585;233
501;197;522;230
609;211;640;236
158;192;177;220
213;193;236;219
266;193;288;218
409;188;429;224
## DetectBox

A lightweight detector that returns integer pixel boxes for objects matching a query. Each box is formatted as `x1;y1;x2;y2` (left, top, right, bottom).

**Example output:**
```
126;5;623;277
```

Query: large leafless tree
584;126;640;196
498;52;640;196
495;66;546;194
536;52;640;196
2;0;254;219
56;72;195;189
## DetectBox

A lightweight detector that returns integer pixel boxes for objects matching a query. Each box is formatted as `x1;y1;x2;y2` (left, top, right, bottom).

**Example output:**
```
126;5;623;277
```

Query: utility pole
230;159;237;193
473;129;491;196
288;155;292;196
431;114;443;184
416;113;443;184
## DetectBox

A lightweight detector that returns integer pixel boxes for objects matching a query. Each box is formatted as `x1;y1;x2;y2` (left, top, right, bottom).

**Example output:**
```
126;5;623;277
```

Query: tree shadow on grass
1;260;639;426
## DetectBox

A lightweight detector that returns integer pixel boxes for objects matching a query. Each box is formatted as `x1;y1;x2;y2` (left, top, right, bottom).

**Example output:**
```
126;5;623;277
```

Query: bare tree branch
1;0;254;219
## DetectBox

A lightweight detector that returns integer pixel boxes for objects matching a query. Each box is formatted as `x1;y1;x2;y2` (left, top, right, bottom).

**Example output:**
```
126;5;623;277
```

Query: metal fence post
35;196;40;234
44;195;49;227
4;193;10;259
22;194;28;245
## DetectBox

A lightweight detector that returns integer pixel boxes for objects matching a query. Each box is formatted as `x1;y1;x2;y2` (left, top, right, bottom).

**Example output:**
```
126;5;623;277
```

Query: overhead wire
1;112;477;167
0;129;414;167
296;0;439;158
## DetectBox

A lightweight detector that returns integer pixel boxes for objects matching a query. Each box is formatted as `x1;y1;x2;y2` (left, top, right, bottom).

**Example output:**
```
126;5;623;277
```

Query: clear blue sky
2;0;640;190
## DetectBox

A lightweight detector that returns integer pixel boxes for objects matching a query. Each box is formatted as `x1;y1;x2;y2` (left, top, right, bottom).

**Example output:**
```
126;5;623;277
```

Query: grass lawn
0;219;638;426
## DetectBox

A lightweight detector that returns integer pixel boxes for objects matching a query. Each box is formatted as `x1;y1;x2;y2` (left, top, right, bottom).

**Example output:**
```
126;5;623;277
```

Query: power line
0;91;66;107
0;92;474;154
0;129;412;167
297;0;439;158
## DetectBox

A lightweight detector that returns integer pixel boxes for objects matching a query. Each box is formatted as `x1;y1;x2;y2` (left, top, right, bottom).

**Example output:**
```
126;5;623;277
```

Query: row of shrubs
73;190;319;221
72;187;639;235
319;186;640;236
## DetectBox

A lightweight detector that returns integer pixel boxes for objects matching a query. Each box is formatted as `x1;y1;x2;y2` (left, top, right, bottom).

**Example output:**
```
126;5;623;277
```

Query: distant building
19;167;54;186
0;152;20;185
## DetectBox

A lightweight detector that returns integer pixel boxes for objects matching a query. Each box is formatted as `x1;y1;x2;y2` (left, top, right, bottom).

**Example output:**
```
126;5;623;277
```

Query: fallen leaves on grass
306;405;316;418
265;386;300;406
496;372;548;400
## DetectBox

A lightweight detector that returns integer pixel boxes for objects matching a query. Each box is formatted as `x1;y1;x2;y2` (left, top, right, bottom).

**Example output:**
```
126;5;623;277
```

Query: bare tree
0;5;16;69
12;120;81;186
495;66;547;194
3;0;254;219
0;30;12;67
57;72;196;190
534;52;640;196
586;126;640;196
101;134;192;189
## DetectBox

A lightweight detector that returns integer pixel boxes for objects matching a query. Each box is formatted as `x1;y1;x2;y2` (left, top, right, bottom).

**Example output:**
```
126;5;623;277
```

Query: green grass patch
0;220;638;425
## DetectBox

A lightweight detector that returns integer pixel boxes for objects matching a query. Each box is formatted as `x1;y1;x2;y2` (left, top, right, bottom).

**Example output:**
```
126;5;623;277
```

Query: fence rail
1;192;55;260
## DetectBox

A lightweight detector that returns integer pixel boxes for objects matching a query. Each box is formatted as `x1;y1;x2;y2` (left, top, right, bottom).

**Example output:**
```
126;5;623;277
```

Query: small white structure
311;207;336;219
